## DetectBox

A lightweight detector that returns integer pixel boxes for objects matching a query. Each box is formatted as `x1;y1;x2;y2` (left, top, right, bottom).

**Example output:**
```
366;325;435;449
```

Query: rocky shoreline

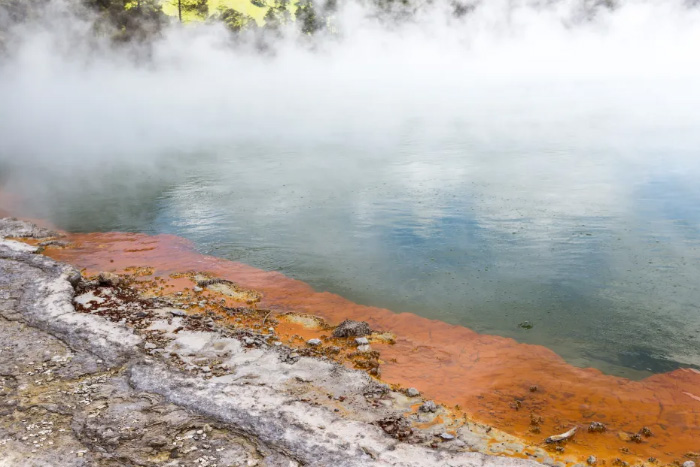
0;218;545;467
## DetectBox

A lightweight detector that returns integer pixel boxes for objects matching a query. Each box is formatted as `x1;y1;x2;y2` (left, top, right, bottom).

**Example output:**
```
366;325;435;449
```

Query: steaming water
2;0;700;379
10;83;700;379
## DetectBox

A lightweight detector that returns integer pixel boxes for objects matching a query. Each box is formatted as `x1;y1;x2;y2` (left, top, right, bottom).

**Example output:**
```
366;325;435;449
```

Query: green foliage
173;0;209;21
84;0;167;42
262;0;290;30
213;6;254;32
295;0;321;34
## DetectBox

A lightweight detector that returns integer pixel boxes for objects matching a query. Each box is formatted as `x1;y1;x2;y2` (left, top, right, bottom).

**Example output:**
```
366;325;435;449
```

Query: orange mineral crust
45;231;700;464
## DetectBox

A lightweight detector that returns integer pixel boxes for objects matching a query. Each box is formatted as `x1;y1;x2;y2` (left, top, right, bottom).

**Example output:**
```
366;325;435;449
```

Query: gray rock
357;344;371;352
440;433;455;440
0;217;58;239
355;337;369;345
97;271;122;287
193;286;203;293
420;401;438;413
406;388;420;397
587;421;606;433
307;338;322;346
683;462;696;467
587;455;597;465
332;320;371;338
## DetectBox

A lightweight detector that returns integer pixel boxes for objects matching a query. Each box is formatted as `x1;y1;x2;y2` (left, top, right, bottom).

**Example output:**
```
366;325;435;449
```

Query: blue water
5;84;700;379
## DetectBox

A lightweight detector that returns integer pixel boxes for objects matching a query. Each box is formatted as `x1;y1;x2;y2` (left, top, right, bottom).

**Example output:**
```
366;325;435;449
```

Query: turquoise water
6;84;700;379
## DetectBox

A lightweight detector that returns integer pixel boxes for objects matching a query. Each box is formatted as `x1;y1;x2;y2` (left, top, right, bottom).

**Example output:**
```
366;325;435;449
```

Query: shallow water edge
16;221;699;465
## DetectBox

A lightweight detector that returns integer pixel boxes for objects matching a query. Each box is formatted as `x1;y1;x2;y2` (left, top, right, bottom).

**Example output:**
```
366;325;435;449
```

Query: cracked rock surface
0;219;543;467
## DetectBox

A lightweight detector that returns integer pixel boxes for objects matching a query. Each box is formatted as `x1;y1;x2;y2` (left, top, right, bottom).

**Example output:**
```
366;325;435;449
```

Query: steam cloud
2;0;700;373
1;0;700;215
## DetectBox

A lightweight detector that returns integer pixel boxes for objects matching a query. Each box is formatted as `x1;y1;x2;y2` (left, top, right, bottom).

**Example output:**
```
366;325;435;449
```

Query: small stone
587;455;597;465
406;388;420;397
440;433;455;440
307;338;322;346
170;309;187;317
518;321;533;329
193;286;203;292
144;343;156;349
355;337;369;345
682;462;696;467
420;401;438;413
97;272;121;287
332;320;371;338
588;421;606;433
274;342;282;346
357;344;371;352
148;436;168;447
268;328;274;333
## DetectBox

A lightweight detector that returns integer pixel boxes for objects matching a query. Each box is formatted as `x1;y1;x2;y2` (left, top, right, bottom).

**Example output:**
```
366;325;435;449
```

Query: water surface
5;82;700;378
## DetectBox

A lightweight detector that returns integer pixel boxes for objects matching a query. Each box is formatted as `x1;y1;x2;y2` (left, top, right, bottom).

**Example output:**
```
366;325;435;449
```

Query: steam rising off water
2;0;700;377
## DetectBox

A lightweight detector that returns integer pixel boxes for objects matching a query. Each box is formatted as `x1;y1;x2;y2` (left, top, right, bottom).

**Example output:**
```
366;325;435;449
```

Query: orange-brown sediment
43;231;700;465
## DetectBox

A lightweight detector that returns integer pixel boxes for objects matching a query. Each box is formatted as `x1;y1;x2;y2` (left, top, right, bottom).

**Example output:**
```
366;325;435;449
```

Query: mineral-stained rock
406;387;420;397
332;319;371;338
0;222;544;467
588;422;606;433
420;400;438;413
97;271;122;287
376;415;413;441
